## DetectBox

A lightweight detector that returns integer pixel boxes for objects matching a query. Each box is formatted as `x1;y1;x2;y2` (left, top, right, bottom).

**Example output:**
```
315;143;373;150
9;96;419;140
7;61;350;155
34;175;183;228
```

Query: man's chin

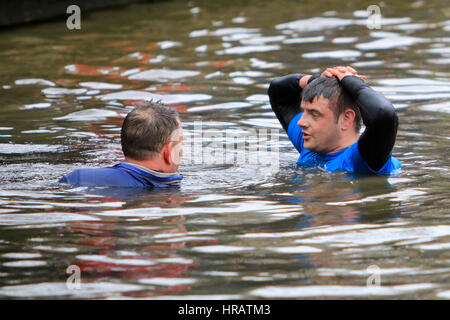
303;142;316;152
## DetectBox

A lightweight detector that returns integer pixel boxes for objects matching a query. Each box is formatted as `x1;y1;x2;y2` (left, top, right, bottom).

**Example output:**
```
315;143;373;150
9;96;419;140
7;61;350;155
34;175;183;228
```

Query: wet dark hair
121;101;179;161
302;76;362;132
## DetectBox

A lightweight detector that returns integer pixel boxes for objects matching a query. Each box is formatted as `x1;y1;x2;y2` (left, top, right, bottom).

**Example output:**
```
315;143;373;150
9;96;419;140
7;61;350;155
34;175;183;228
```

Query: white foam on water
79;82;123;90
42;88;87;95
218;45;280;55
317;267;420;276
120;68;141;77
419;101;450;113
154;257;194;264
294;225;450;247
0;143;65;154
98;90;211;104
250;58;283;69
372;85;450;93
303;50;361;59
276;17;354;32
191;245;254;253
15;78;55;86
229;71;266;77
210;27;259;36
436;291;450;299
386;93;450;101
356;36;426;50
245;94;269;103
76;255;156;266
250;283;437;298
203;271;239;277
414;242;450;250
0;212;99;225
138;278;197;286
155;236;215;243
32;246;78;253
1;252;42;259
232;16;247;24
232;77;254;85
0;282;143;298
240;118;282;129
240;35;285;45
22;103;52;110
266;246;322;253
189;29;209;38
239;223;381;239
195;45;208;53
332;37;358;44
326;188;427;205
3;260;47;267
53;108;120;121
129;69;200;81
158;41;181;50
188;102;253;112
283;36;325;44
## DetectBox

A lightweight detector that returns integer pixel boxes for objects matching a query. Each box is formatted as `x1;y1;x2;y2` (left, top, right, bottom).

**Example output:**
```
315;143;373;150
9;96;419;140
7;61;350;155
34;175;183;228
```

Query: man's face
169;119;184;172
297;96;342;154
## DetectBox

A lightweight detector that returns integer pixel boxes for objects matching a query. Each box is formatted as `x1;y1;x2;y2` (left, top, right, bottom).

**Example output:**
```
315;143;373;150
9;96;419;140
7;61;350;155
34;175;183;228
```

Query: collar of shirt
115;162;183;185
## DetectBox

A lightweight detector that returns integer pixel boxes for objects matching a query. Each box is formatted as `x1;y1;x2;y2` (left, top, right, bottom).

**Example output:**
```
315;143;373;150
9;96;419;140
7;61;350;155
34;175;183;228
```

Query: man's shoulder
59;165;142;187
339;142;401;174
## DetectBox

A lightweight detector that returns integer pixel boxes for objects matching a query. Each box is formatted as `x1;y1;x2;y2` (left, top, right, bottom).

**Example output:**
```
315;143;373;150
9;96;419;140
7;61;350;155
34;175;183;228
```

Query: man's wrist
299;74;320;88
299;75;311;88
307;74;320;84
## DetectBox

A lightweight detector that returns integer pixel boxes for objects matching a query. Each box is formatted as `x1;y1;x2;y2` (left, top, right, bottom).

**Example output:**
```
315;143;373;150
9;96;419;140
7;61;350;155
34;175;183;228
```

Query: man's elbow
377;103;399;132
268;77;282;98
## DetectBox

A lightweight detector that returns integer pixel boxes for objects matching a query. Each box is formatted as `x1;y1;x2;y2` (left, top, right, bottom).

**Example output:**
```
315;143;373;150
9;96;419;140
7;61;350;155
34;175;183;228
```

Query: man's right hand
322;66;366;81
299;75;312;89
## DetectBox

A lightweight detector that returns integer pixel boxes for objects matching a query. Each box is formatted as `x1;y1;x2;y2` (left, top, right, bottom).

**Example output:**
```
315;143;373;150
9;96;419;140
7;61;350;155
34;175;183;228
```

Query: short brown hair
121;101;179;161
302;76;362;132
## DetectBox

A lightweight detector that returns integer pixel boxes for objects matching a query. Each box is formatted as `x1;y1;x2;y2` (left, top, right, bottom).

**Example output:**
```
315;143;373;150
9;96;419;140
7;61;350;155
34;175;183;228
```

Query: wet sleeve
341;75;399;171
268;73;319;132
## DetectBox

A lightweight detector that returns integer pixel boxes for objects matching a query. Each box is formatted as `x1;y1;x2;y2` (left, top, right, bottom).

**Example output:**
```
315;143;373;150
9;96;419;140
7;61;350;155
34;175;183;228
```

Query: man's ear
162;141;174;165
340;109;356;131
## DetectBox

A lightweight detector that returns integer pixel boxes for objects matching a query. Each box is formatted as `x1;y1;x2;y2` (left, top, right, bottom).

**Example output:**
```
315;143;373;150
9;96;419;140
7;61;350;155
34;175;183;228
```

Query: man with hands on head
268;66;401;174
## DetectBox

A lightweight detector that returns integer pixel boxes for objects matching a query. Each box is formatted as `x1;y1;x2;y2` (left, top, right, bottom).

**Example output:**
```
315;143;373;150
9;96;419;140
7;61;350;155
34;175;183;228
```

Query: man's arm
336;71;398;171
268;73;318;132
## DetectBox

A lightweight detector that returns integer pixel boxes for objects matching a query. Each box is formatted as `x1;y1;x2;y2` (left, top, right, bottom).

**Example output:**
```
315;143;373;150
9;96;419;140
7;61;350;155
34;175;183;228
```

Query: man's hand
299;75;311;89
322;66;366;81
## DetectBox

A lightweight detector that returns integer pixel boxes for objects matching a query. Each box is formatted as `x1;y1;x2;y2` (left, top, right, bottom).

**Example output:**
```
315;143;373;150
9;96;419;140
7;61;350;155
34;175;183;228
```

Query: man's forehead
302;96;331;110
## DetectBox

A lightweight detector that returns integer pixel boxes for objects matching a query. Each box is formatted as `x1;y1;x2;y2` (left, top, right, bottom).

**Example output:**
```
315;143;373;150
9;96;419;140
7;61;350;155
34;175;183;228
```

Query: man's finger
328;68;341;76
347;66;357;74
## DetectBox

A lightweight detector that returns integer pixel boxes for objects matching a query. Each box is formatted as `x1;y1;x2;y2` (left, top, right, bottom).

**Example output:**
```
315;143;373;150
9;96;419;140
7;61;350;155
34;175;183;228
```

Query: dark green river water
0;0;449;299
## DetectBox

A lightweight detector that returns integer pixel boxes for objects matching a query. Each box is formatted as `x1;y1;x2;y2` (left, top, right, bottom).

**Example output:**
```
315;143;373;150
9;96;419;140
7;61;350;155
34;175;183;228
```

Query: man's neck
327;134;359;154
124;157;173;173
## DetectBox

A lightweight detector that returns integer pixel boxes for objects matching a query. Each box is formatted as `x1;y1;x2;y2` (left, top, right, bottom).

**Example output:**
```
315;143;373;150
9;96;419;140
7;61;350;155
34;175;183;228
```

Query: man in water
268;66;401;174
59;101;183;188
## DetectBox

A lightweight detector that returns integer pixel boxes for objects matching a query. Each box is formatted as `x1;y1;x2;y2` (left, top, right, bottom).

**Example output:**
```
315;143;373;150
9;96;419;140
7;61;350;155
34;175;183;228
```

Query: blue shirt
59;162;183;188
288;113;401;175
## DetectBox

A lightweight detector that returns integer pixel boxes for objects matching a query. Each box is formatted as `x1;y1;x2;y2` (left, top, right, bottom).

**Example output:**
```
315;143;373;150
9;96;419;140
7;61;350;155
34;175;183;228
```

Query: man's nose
297;114;307;128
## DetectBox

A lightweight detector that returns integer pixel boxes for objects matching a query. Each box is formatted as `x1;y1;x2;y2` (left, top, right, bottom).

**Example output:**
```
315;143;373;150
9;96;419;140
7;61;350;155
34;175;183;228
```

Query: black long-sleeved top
268;74;399;171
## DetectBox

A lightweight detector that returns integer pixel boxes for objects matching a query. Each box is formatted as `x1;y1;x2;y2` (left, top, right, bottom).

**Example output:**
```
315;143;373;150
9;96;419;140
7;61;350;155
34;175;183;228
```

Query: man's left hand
323;66;366;81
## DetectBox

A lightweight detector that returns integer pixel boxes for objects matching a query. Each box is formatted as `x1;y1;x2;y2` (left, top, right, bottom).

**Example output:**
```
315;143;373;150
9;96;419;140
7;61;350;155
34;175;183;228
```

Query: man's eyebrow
303;106;322;114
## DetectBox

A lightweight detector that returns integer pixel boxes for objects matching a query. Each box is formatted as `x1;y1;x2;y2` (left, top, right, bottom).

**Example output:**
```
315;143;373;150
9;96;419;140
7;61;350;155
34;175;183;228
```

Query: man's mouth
303;132;312;140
